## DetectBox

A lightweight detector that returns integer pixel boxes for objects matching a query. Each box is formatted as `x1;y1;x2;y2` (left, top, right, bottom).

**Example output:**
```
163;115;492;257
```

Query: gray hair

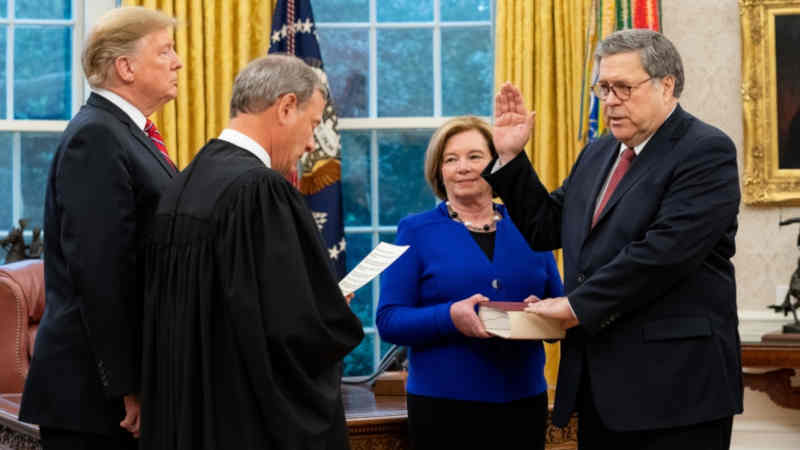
229;54;328;118
595;29;685;98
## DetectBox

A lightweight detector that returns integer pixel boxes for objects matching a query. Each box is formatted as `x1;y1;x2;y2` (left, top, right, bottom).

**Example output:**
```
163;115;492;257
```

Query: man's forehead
597;52;646;80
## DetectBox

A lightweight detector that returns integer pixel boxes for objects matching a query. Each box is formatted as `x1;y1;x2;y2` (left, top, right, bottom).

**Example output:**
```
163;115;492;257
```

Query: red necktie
592;147;636;228
144;119;176;169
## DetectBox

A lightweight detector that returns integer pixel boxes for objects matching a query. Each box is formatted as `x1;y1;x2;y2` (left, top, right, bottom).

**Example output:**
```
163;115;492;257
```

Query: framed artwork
741;0;800;204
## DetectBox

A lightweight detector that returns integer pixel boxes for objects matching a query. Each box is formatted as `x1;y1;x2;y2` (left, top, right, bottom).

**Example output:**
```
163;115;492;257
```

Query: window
316;0;494;376
0;0;115;259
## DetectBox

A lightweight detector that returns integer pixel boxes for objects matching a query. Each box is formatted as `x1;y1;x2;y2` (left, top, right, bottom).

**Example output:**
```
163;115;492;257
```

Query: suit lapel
87;93;176;177
589;105;690;230
582;139;620;235
128;121;176;176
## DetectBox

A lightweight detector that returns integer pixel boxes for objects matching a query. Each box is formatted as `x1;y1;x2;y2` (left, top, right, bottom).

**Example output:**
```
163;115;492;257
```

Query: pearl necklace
446;201;501;233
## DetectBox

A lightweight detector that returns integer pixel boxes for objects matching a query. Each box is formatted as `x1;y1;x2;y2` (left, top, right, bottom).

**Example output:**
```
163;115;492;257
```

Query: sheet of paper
339;242;409;296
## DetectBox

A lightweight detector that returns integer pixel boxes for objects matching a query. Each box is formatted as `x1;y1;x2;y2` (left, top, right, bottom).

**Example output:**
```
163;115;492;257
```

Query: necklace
446;201;501;233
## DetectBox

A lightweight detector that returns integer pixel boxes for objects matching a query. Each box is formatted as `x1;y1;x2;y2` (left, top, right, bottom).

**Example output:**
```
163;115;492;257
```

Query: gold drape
495;0;593;393
122;0;275;168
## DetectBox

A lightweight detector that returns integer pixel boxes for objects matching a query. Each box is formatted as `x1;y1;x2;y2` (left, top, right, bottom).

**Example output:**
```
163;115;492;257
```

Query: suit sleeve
483;151;575;251
543;253;565;298
56;123;139;398
569;134;740;335
375;220;460;346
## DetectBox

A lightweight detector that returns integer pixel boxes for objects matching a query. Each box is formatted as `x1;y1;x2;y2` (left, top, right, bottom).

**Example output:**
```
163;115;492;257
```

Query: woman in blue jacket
377;116;564;450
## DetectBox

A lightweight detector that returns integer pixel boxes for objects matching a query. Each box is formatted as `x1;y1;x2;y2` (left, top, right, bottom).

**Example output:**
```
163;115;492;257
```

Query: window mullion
11;131;21;225
370;128;380;371
6;19;14;119
433;0;441;117
368;0;377;119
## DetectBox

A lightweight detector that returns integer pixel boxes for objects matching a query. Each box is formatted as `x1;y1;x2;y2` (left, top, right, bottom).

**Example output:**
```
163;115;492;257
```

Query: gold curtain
495;0;593;392
122;0;275;169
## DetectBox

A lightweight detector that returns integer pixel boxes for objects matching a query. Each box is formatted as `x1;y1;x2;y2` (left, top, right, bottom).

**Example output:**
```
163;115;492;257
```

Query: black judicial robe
140;139;364;450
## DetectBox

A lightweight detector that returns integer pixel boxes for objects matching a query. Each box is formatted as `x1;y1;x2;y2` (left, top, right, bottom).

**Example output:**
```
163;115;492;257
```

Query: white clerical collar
218;128;272;168
92;88;147;130
620;104;677;155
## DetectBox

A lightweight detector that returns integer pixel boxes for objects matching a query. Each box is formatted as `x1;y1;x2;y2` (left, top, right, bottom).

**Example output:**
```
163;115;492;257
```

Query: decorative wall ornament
741;0;800;204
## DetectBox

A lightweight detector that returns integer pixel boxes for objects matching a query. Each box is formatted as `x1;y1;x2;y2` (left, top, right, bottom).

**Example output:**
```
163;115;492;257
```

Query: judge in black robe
140;55;364;450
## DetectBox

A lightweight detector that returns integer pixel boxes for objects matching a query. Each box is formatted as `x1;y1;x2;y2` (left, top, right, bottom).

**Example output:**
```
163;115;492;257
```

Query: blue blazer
377;202;564;403
484;104;743;430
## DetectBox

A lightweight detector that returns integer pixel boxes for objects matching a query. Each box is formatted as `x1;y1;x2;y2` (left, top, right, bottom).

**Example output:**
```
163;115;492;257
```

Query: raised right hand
493;82;535;163
449;294;492;338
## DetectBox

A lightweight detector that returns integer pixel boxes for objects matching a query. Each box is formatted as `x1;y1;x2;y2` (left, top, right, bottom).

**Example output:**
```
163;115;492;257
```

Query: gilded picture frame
741;0;800;204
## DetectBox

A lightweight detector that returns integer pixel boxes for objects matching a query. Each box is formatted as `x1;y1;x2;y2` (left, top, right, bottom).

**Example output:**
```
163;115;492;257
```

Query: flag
269;0;347;279
580;0;662;142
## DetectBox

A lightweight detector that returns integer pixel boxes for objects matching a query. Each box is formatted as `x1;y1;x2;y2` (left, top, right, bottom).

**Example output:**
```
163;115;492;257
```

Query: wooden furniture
0;261;45;394
0;395;38;450
2;386;577;450
343;384;409;450
741;333;800;410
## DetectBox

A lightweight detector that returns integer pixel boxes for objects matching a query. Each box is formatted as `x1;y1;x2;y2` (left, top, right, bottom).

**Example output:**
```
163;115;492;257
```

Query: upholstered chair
0;260;45;393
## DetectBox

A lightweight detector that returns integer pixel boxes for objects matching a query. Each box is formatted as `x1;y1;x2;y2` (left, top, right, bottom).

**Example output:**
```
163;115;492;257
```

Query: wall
661;1;800;448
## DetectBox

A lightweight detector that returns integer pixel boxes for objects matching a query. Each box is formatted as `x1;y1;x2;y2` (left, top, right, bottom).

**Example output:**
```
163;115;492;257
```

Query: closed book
478;301;566;340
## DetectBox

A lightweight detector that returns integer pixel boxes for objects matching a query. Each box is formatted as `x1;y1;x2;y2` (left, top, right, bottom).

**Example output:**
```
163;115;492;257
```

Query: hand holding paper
339;242;409;297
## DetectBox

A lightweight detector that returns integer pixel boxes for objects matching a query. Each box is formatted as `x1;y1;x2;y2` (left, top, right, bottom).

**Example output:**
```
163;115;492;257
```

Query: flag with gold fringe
269;0;347;279
580;0;662;142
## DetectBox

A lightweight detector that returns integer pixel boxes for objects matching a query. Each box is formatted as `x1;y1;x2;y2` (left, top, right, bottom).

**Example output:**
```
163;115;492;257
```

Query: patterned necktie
144;119;176;169
592;147;636;228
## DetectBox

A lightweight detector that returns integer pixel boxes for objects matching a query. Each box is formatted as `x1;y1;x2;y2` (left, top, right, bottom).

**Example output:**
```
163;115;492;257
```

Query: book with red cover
478;301;565;340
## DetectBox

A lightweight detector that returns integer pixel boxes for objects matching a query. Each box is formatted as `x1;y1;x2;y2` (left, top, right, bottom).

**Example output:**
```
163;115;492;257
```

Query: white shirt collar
620;104;677;155
218;128;271;168
92;88;147;130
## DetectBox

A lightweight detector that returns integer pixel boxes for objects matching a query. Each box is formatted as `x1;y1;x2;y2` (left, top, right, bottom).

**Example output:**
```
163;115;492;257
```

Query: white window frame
318;0;495;373
0;0;115;240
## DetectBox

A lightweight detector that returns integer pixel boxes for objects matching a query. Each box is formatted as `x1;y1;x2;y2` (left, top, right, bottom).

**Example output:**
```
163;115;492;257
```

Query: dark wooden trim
741;343;800;368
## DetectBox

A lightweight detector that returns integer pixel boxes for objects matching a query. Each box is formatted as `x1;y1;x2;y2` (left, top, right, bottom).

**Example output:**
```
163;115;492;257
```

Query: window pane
441;0;491;21
377;29;433;117
380;339;394;357
318;28;368;118
0;0;5;18
346;232;374;326
21;133;59;229
378;130;436;225
0;26;7;119
378;0;432;22
16;0;71;19
442;27;492;116
379;232;396;246
343;332;374;376
341;130;371;226
0;132;12;230
313;0;368;22
14;26;71;120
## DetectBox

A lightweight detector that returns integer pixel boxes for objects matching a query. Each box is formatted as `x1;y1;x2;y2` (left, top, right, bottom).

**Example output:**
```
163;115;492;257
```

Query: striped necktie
144;119;176;169
592;147;636;228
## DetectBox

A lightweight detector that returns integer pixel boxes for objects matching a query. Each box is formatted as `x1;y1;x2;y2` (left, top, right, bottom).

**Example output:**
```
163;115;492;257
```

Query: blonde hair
82;6;177;88
424;116;498;200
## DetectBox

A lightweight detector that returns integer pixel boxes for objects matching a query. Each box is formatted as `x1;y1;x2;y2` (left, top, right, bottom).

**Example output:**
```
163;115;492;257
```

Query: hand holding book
524;296;580;330
478;299;567;340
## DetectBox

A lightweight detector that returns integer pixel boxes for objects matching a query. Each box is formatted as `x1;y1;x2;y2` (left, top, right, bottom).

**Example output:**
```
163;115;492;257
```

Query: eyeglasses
591;77;652;101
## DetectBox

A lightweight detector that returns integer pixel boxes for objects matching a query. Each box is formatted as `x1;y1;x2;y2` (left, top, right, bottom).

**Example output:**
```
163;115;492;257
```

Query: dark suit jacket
484;105;743;431
19;93;177;435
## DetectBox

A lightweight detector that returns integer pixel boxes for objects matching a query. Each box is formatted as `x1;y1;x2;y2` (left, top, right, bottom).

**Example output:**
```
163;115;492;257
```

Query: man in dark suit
19;6;182;449
484;29;742;449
